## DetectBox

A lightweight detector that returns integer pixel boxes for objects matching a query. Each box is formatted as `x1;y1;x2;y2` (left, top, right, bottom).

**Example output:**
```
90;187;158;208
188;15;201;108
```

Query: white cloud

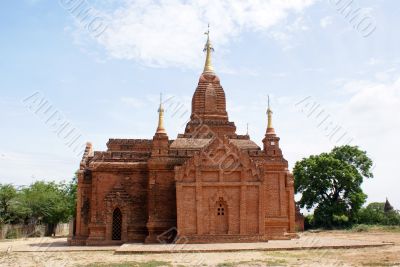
367;57;383;66
320;16;333;28
288;16;309;31
269;31;291;43
341;75;400;135
268;15;310;51
374;67;397;82
280;71;400;206
335;72;400;205
91;0;316;68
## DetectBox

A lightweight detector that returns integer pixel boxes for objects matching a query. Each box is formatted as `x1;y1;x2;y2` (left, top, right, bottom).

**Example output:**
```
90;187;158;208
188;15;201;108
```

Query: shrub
383;210;400;225
333;214;349;227
5;228;17;239
352;224;369;232
304;214;315;229
356;202;400;226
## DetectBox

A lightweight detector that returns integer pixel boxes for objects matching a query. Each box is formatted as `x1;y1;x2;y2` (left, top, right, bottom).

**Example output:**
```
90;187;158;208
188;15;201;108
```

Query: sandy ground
0;230;399;267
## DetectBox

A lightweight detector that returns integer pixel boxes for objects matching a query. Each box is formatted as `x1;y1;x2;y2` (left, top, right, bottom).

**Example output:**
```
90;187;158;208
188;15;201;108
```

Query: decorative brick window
217;204;225;216
112;208;122;240
216;198;228;234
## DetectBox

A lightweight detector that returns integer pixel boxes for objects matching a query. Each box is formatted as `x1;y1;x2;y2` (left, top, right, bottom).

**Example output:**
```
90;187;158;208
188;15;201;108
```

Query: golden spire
267;95;273;128
267;95;275;134
156;93;166;134
203;24;215;73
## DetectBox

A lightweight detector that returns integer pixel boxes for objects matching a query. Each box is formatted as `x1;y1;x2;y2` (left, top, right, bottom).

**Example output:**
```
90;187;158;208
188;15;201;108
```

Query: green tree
383;210;400;225
18;181;72;236
63;173;78;219
294;145;373;228
357;201;400;225
356;202;385;225
0;184;17;224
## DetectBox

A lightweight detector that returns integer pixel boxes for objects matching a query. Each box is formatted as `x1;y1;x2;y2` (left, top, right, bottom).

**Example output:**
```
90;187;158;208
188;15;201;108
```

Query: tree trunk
45;223;56;237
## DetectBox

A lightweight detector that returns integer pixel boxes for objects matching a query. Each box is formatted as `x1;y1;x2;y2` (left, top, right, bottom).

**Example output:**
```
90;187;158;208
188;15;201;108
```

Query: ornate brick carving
70;58;296;246
81;197;90;225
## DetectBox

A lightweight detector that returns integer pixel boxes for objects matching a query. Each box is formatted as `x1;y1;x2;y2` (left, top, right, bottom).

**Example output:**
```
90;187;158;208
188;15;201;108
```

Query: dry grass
83;261;171;267
0;230;399;266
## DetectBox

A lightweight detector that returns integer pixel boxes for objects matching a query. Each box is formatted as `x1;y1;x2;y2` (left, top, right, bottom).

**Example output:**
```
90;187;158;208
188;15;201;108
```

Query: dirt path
0;230;399;267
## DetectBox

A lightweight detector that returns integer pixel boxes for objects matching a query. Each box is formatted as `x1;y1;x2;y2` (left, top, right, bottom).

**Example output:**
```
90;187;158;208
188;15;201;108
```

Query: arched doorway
112;208;122;240
216;198;228;234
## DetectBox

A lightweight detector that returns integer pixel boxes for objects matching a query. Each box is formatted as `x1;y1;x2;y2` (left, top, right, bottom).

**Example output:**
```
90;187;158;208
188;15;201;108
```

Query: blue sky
1;0;399;208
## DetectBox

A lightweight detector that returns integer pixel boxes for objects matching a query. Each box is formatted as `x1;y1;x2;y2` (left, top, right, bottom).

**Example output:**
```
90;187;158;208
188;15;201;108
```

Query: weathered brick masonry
68;31;297;245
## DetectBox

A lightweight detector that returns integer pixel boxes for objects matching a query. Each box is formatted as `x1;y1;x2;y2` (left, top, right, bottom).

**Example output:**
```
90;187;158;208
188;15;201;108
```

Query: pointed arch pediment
175;136;261;183
104;183;133;212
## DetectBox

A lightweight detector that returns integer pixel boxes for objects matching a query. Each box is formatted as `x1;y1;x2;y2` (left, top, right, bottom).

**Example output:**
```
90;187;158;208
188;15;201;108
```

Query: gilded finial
156;93;166;134
203;24;215;73
267;95;274;131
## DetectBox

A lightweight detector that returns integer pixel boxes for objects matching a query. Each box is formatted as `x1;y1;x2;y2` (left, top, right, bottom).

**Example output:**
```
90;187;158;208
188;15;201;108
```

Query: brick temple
68;30;297;245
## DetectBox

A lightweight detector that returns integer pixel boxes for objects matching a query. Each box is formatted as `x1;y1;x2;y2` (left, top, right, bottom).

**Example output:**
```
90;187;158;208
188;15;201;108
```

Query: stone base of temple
86;239;125;246
145;220;177;244
145;232;176;244
174;234;270;244
67;236;87;246
284;232;300;239
67;236;126;246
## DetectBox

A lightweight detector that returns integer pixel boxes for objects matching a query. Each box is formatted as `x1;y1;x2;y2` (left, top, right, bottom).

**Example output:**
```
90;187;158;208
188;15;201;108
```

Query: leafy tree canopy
357;201;400;226
0;184;17;224
0;175;78;236
294;145;373;228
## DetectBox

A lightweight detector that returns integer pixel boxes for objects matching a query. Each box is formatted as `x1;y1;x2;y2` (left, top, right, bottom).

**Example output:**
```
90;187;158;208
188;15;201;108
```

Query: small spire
384;198;394;212
266;95;275;134
267;95;273;128
246;123;249;136
156;93;166;134
203;24;215;74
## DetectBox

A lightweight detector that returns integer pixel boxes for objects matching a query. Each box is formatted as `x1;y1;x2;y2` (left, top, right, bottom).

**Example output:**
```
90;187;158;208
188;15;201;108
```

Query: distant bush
332;214;349;227
356;202;400;226
383;210;400;225
5;229;17;239
350;224;400;233
304;201;400;230
26;226;44;237
352;224;369;232
304;214;315;230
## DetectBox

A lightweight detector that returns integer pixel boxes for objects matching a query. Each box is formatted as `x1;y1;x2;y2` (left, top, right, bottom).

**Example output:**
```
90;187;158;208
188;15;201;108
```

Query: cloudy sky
1;0;399;207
